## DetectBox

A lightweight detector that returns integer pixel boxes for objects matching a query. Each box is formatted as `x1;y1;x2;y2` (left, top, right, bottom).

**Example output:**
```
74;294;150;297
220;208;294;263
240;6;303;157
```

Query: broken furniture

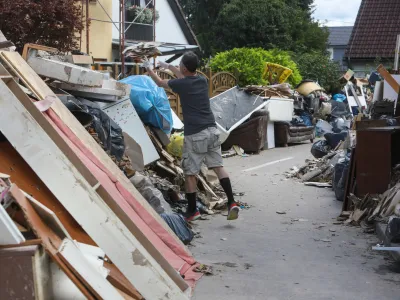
222;110;269;153
210;87;267;143
274;122;315;147
355;127;400;197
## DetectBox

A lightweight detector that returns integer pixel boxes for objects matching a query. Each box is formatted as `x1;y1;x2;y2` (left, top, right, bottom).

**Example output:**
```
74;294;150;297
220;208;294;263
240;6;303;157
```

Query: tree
294;52;342;93
212;0;328;54
178;0;229;57
179;0;327;56
0;0;84;52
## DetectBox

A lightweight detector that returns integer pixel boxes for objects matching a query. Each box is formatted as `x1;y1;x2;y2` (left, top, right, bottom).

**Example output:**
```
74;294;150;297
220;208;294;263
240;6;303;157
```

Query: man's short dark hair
181;51;198;73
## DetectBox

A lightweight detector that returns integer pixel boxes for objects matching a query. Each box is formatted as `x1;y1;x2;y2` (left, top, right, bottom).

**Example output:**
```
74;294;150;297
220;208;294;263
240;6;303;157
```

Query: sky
313;0;362;26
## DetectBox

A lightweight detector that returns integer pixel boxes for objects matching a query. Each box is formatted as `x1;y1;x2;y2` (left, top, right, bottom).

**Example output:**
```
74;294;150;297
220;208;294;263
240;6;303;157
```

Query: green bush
209;48;302;87
294;52;342;93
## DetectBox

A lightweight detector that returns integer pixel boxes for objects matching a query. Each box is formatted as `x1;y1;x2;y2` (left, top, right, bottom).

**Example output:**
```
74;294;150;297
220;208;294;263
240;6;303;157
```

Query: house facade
345;0;400;77
327;26;353;71
111;0;199;62
78;0;199;63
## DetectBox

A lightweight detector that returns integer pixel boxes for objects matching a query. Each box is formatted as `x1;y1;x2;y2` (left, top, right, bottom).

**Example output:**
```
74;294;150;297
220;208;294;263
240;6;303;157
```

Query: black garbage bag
59;95;125;161
160;213;194;245
87;107;125;161
385;217;400;243
311;140;331;159
333;157;350;201
324;131;348;149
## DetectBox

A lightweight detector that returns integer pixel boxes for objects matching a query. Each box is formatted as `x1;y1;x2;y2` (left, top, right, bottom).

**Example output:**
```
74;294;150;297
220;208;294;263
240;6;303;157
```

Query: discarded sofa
222;110;268;153
274;122;315;147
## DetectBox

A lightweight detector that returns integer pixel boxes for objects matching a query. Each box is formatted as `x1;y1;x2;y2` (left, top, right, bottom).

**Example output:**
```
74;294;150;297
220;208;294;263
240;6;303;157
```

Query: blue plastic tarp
120;75;173;133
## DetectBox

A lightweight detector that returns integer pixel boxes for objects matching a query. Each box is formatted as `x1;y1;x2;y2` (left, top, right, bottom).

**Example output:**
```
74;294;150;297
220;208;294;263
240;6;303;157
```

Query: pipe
86;0;89;54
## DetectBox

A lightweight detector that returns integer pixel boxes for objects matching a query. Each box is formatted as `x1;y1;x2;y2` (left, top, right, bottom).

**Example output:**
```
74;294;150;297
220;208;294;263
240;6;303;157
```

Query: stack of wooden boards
0;49;201;299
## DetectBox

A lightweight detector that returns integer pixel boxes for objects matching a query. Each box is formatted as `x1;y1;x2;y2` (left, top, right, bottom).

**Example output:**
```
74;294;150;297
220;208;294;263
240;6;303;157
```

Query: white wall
156;0;188;45
112;0;120;40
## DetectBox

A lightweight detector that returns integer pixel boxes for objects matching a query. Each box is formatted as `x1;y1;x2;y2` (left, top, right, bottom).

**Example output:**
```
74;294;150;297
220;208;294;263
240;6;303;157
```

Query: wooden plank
377;64;400;94
8;185;96;299
22;191;72;240
0;79;190;299
58;238;123;300
105;261;143;300
0;239;41;249
0;51;189;254
0;141;95;246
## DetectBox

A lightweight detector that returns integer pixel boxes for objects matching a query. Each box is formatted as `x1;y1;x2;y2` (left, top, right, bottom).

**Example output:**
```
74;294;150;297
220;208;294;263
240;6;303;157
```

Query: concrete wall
81;0;113;61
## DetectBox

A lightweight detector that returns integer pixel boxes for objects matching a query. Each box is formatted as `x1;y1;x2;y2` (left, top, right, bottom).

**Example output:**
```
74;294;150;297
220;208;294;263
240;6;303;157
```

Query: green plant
127;5;159;24
209;48;302;86
294;51;342;93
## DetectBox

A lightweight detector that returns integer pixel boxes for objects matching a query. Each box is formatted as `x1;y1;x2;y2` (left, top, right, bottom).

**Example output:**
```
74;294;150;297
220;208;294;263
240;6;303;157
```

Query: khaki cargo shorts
182;127;223;175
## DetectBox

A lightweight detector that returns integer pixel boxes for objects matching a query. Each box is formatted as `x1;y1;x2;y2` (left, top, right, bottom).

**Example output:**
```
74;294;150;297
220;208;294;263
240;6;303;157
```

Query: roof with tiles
345;0;400;59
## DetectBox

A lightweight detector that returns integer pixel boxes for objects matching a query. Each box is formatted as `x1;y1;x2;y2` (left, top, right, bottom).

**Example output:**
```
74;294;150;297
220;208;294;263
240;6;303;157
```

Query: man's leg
213;167;240;220
185;175;198;215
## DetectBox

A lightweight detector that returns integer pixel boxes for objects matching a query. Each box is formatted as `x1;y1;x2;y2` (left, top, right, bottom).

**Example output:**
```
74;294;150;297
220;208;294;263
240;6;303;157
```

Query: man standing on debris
144;52;240;222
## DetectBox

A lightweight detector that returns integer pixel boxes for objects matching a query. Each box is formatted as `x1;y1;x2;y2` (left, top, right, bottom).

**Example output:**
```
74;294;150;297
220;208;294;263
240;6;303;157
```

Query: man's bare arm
147;67;170;89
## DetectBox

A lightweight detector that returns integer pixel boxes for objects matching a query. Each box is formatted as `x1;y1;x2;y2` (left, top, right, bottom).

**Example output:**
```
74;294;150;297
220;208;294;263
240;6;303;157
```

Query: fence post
207;67;213;97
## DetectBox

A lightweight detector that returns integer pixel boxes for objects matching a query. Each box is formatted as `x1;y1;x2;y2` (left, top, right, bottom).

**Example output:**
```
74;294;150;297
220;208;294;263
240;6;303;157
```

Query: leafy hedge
294;52;342;93
209;48;302;86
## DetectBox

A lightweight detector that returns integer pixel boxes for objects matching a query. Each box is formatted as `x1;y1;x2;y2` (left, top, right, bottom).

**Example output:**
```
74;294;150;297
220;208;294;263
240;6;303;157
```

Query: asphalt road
191;142;400;300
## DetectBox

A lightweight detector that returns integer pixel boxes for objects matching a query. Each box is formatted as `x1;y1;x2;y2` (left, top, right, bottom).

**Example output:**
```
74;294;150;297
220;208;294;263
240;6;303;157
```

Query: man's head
180;51;199;76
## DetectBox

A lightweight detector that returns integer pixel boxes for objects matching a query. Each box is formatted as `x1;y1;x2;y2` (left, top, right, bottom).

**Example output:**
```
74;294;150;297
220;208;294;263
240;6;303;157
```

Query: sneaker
185;209;201;222
227;203;240;221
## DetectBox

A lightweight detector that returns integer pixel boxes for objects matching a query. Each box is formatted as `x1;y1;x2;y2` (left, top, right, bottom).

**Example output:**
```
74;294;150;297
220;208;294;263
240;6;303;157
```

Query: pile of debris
123;42;162;62
0;35;205;299
242;84;293;98
286;151;338;185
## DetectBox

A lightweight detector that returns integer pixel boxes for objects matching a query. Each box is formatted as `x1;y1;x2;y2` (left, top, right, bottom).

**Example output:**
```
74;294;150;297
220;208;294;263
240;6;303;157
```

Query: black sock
219;177;235;206
186;192;197;214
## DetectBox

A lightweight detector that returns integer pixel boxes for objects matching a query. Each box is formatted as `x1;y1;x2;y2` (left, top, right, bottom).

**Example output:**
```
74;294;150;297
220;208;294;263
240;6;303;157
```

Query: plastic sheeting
161;213;194;245
210;87;265;131
120;76;173;134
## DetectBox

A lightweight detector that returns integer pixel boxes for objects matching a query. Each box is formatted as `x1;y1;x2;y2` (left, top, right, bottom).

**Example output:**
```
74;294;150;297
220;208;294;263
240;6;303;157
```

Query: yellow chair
263;62;293;84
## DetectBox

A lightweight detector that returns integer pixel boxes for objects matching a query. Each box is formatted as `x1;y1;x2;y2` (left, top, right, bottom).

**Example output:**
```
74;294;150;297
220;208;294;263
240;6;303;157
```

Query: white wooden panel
102;98;160;165
0;204;25;245
58;238;123;300
383;75;400;101
0;79;189;300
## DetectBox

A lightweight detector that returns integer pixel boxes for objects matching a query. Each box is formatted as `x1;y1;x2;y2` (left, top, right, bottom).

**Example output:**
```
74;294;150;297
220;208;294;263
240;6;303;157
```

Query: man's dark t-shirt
168;76;216;136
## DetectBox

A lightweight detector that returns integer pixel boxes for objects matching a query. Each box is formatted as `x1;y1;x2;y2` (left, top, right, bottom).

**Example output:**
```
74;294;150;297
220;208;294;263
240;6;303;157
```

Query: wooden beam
377;64;400;94
0;79;189;300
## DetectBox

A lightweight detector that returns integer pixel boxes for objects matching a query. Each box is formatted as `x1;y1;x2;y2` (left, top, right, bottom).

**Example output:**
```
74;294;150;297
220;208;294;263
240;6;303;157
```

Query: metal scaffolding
82;0;156;78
